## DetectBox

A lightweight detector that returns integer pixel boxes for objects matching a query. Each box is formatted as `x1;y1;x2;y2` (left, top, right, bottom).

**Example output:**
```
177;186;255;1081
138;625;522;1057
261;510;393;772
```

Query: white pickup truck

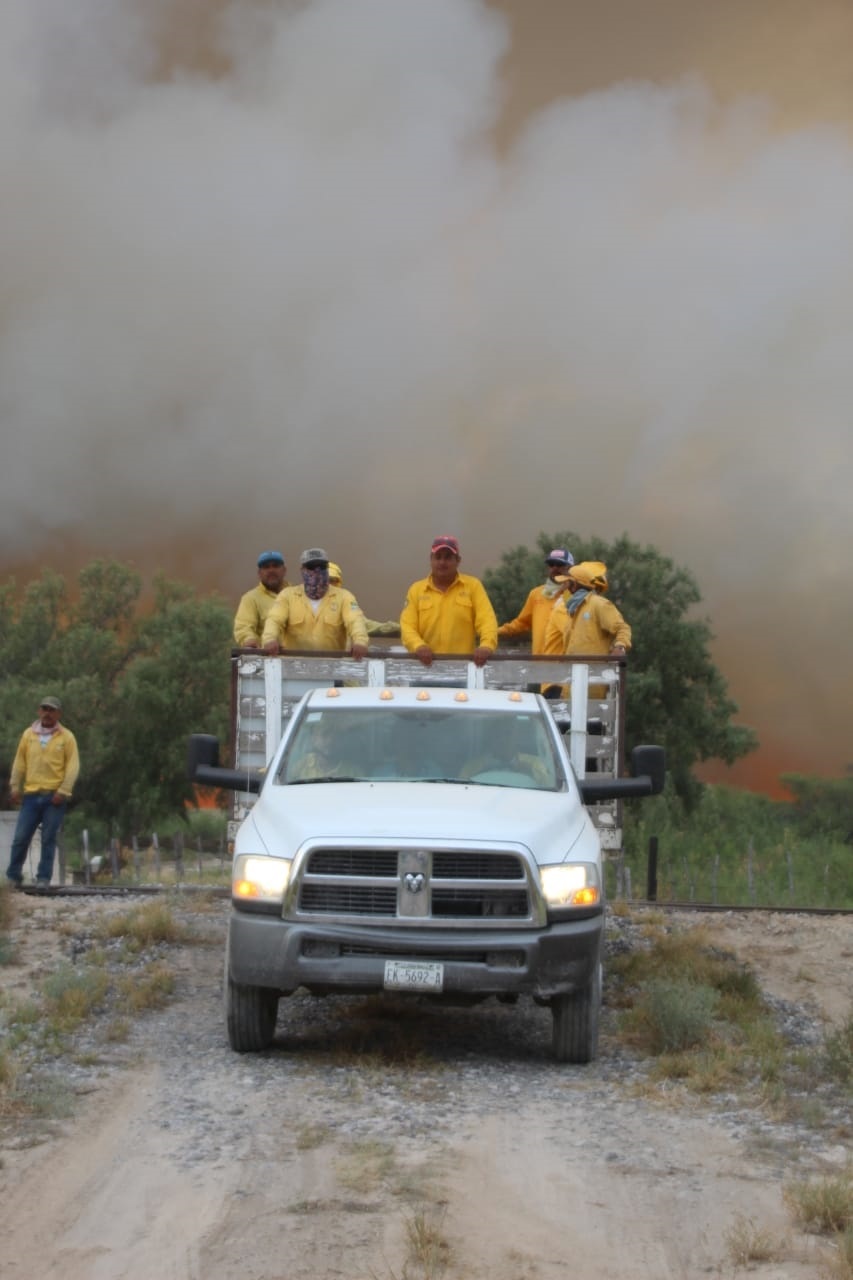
189;653;664;1063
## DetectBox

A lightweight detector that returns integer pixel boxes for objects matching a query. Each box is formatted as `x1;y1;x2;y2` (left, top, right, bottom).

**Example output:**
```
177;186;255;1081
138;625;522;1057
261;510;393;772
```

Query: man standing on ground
400;536;498;667
497;548;575;653
233;550;289;648
5;696;80;889
262;548;369;658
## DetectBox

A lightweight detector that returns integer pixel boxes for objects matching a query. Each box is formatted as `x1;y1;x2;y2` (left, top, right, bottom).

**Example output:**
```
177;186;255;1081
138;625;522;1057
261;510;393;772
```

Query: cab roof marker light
325;688;340;698
416;690;431;701
380;689;394;700
454;691;468;702
508;692;522;702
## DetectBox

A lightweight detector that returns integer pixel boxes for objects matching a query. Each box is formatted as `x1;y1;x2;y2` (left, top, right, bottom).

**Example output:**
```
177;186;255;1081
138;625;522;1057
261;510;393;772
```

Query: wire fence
52;829;231;888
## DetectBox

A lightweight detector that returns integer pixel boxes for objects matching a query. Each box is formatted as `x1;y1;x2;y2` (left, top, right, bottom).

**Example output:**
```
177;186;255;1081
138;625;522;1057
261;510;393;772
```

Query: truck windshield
277;707;563;791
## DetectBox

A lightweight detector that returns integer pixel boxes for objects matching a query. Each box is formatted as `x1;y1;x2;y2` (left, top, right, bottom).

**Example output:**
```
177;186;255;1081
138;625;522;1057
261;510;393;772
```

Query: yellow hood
569;561;608;592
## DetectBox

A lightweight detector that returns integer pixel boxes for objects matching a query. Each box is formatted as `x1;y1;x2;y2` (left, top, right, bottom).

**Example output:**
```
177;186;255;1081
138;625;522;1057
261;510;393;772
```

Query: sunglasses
303;562;328;571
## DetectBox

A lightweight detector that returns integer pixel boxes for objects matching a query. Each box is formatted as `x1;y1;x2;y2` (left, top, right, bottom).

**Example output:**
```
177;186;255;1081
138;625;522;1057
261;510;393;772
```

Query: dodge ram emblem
404;872;425;894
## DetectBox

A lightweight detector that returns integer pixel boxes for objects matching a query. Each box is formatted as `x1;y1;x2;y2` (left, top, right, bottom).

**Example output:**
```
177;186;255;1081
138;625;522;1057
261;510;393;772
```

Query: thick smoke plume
2;0;852;785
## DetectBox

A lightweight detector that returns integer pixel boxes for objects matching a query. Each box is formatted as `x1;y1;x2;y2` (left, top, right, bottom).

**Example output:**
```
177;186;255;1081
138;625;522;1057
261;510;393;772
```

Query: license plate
383;960;444;992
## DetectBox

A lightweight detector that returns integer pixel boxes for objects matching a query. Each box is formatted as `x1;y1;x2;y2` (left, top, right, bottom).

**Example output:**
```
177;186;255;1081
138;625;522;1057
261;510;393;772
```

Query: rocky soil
0;892;850;1280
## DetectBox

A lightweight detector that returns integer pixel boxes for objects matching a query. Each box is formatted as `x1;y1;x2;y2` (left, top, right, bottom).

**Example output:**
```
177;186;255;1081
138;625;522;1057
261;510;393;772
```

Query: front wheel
551;966;601;1064
224;940;279;1052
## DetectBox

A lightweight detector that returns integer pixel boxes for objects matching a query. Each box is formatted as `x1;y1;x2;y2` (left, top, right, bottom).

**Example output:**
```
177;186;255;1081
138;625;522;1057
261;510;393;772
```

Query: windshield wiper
418;777;471;785
286;775;363;785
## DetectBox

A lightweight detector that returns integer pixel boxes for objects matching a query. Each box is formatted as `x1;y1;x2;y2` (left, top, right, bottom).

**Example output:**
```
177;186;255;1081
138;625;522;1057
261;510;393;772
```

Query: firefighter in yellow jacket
401;535;498;667
6;696;80;889
262;547;369;657
543;561;630;699
497;548;574;653
543;561;631;657
233;550;289;648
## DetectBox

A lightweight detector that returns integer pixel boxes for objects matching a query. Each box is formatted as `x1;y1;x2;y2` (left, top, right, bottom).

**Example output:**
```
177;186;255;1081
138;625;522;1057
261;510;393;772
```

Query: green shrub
637;979;719;1054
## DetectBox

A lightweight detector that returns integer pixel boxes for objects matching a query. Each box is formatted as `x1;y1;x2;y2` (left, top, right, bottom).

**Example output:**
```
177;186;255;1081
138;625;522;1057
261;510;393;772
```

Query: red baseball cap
430;535;460;555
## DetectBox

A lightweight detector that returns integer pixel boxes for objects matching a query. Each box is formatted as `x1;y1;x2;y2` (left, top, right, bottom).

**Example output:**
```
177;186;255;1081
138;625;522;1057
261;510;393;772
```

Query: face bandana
302;567;329;601
566;587;591;617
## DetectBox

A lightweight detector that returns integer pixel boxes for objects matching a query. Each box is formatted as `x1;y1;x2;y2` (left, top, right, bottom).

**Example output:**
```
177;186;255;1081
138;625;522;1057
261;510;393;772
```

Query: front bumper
227;908;603;1001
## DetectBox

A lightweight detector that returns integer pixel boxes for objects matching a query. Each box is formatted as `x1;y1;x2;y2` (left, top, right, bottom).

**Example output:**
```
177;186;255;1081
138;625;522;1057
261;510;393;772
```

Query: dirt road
1;897;850;1279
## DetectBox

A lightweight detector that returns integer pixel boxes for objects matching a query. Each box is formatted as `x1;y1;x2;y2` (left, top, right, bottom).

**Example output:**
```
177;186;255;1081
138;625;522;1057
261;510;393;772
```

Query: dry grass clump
822;1015;853;1087
785;1171;853;1280
94;900;189;947
0;884;18;965
335;1138;396;1193
403;1205;451;1279
42;964;110;1033
295;1121;333;1150
724;1213;782;1266
824;1225;853;1280
116;962;175;1012
785;1171;853;1235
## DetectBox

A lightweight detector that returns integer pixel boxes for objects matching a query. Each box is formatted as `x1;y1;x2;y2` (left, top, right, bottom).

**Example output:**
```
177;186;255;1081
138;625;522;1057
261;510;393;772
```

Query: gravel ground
0;894;850;1279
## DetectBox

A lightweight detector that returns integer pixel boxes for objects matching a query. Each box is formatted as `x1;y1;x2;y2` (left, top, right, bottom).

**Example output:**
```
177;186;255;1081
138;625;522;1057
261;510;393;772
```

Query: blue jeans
6;793;67;884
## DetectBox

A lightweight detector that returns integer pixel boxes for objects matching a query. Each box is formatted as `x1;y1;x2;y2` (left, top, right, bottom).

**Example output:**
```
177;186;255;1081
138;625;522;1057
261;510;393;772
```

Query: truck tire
551;967;601;1064
224;941;279;1052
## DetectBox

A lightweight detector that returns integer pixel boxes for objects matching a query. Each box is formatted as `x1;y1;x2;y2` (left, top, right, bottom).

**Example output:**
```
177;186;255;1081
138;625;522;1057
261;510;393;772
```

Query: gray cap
300;547;329;566
40;695;62;711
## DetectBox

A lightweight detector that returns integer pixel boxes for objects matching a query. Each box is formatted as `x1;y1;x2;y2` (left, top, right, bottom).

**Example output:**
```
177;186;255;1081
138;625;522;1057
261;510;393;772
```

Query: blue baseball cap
257;550;285;567
545;548;574;567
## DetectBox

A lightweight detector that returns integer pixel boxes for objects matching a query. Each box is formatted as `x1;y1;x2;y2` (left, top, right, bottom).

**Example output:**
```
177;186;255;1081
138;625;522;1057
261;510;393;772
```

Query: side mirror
578;744;666;803
187;734;262;795
629;744;666;796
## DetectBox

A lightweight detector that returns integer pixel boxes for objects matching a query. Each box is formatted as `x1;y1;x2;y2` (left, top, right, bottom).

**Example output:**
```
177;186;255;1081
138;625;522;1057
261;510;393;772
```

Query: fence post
747;838;756;904
614;850;625;899
152;832;160;881
197;835;203;880
132;835;140;883
174;831;184;884
110;836;120;881
82;829;91;886
786;848;794;903
646;835;658;902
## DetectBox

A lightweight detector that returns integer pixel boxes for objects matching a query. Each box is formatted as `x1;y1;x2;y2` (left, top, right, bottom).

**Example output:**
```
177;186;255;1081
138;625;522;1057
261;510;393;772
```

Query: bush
638;979;719;1054
822;1015;853;1086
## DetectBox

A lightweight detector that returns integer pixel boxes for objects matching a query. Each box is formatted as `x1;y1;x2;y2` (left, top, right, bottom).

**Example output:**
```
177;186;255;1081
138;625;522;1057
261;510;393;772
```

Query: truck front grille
295;847;532;923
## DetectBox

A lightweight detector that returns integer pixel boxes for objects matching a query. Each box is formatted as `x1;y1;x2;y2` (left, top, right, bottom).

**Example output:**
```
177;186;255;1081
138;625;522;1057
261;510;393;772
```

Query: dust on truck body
190;652;664;1063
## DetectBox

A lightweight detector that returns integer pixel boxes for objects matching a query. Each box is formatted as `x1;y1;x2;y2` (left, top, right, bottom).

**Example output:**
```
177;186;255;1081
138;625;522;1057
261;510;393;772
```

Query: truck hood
238;781;592;866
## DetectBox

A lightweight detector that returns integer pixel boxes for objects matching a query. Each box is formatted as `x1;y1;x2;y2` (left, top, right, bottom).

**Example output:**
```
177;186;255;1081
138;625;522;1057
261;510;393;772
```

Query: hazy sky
2;0;852;790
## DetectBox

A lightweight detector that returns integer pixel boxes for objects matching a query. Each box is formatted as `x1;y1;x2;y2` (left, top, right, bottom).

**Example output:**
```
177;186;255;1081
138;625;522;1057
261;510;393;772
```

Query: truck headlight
232;854;292;905
539;862;600;908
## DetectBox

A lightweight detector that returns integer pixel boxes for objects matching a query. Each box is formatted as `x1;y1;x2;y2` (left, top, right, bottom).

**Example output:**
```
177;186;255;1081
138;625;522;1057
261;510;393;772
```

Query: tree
483;532;757;806
0;561;232;833
779;774;853;842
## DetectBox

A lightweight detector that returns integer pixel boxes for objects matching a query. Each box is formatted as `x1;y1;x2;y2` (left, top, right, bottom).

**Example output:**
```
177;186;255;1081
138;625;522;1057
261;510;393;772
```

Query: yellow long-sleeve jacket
400;574;499;654
233;581;289;647
543;593;631;699
262;585;369;651
543;591;631;656
11;724;80;797
498;584;567;653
